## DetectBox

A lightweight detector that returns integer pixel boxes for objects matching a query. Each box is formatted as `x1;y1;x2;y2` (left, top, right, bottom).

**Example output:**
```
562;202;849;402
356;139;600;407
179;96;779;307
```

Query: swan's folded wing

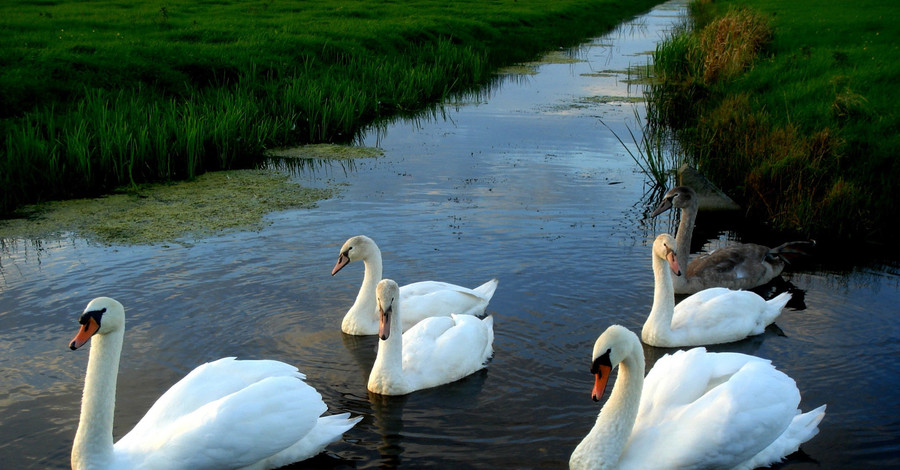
401;315;492;388
401;316;455;363
671;289;768;332
400;281;490;321
400;281;479;298
116;375;325;469
630;354;799;468
119;358;305;441
688;244;770;280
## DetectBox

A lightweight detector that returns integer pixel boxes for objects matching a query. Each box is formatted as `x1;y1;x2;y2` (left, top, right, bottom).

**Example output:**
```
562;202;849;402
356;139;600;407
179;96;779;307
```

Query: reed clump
696;9;771;83
646;0;898;243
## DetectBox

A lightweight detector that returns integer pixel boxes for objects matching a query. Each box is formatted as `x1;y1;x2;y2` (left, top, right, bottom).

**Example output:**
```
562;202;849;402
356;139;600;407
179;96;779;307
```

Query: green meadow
648;0;899;243
0;0;659;215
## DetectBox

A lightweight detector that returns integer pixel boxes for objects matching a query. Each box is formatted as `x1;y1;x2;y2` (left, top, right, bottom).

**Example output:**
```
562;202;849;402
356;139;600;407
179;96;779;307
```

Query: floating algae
496;50;585;76
0;170;332;246
265;143;383;160
1;144;386;245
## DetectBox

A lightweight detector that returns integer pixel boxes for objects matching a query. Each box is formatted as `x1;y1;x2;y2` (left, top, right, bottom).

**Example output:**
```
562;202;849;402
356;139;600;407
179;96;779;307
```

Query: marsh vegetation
644;0;899;243
0;0;660;215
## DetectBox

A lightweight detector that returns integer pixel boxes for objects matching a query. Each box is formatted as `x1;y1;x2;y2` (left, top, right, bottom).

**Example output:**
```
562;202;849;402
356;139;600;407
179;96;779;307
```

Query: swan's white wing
399;281;491;326
675;287;736;306
119;358;304;440
115;359;325;469
671;289;771;339
400;316;456;364
400;314;493;390
625;351;800;469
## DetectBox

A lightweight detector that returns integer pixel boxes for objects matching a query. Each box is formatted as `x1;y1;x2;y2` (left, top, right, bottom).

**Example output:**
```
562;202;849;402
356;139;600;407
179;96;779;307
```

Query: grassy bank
647;0;898;243
0;0;660;215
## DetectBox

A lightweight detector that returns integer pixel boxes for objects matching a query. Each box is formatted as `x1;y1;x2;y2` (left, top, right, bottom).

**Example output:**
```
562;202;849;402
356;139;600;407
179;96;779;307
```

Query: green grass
646;0;899;243
0;0;661;215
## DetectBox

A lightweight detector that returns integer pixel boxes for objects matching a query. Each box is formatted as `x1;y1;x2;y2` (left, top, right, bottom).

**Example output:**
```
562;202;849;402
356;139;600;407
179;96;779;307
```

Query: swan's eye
78;308;106;326
591;350;612;374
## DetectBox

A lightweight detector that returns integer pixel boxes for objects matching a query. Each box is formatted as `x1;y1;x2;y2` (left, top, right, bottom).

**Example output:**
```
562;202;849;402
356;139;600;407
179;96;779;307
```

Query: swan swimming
570;325;826;470
331;235;498;335
69;297;360;470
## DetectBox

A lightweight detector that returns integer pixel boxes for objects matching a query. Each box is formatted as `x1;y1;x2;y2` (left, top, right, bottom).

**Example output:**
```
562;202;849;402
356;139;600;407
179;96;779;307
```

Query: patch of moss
495;64;539;76
583;95;645;104
265;143;383;160
531;50;584;65
497;50;585;76
0;170;332;246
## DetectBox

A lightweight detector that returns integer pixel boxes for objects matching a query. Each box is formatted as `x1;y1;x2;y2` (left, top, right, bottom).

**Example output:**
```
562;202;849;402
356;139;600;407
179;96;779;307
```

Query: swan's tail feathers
768;240;816;265
260;413;362;468
317;412;363;440
473;278;499;301
745;404;826;469
764;291;792;324
482;315;495;363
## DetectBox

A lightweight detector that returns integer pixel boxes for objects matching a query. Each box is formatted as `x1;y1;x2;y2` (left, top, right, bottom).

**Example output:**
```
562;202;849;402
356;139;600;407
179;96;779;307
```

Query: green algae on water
0;170;332;246
265;143;383;160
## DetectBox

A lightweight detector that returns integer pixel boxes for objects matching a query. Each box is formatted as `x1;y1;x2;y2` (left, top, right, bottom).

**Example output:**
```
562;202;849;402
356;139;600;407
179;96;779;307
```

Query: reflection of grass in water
1;170;332;246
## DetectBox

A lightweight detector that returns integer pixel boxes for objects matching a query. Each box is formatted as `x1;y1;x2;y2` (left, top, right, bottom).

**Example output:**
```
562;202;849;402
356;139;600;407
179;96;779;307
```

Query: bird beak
69;317;100;350
331;252;350;276
378;304;392;341
666;250;681;276
651;198;673;218
592;364;612;402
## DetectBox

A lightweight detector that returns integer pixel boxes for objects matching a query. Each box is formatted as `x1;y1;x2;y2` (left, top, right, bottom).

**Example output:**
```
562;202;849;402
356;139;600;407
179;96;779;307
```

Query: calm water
2;2;898;468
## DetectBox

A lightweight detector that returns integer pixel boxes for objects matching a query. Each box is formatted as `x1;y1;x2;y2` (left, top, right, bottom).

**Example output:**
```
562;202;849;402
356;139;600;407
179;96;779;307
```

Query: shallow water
1;1;898;468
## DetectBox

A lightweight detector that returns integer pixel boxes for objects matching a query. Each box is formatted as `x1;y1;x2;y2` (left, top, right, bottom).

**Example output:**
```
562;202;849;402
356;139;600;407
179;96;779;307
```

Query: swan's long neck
675;205;696;269
642;250;676;344
342;249;383;333
72;329;123;469
571;343;645;470
368;310;409;395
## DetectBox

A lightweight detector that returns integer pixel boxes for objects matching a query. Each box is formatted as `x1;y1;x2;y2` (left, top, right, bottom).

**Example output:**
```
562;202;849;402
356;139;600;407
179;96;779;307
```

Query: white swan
570;325;826;470
642;233;791;347
68;297;360;470
367;279;494;395
652;186;814;294
331;235;498;335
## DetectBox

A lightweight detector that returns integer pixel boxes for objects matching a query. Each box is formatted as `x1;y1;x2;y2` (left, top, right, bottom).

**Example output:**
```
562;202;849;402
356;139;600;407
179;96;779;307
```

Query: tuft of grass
696;8;771;83
645;0;899;243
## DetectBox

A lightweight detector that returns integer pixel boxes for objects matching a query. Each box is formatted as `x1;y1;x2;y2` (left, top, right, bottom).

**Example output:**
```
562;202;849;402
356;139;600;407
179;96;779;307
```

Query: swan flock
67;214;824;469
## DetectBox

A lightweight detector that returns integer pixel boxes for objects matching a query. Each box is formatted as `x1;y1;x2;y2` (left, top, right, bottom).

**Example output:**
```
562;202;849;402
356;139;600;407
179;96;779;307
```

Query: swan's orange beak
592;364;612;402
378;304;392;341
331;252;350;276
69;317;100;350
666;251;681;276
